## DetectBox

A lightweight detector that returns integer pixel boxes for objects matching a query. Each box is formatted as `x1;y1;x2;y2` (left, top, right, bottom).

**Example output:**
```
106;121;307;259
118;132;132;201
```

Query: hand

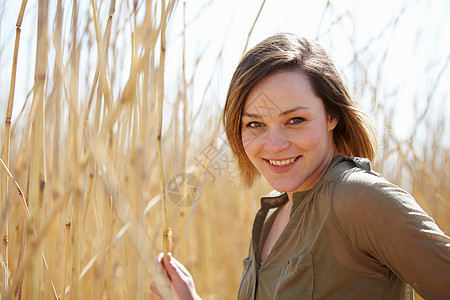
150;252;201;300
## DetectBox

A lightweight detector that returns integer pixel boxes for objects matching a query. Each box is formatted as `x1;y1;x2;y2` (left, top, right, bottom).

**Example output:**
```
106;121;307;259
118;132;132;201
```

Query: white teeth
268;157;296;166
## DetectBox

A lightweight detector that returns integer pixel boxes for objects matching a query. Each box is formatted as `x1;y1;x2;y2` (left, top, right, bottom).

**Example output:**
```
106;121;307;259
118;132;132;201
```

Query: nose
264;128;290;154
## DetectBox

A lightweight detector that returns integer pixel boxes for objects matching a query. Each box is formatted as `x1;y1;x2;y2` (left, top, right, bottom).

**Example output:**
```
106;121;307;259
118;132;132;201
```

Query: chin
266;179;302;193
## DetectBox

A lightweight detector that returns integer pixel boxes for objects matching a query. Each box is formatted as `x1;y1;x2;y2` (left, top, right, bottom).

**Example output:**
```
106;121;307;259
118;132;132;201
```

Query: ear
327;115;338;131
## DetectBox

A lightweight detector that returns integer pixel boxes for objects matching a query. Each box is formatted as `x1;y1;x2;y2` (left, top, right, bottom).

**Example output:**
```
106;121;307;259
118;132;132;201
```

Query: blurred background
0;0;449;299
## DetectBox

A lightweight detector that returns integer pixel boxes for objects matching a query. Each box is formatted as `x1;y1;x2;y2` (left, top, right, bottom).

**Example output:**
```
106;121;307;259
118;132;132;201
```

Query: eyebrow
242;106;310;118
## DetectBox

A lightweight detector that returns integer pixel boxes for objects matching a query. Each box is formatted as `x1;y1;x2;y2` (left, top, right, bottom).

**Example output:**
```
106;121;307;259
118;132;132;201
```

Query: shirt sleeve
332;170;450;299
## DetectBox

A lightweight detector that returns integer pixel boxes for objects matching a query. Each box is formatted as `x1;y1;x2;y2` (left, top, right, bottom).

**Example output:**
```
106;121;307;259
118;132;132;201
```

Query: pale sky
167;0;450;145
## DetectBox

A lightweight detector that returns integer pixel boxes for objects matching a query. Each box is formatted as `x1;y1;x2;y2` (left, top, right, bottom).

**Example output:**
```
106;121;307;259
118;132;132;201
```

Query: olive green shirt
238;156;450;299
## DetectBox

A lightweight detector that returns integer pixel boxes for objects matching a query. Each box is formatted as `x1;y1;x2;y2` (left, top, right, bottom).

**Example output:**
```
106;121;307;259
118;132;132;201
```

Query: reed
1;0;28;294
157;0;172;256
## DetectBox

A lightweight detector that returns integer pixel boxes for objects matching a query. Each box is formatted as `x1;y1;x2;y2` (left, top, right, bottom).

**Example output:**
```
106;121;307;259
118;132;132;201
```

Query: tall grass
0;1;448;299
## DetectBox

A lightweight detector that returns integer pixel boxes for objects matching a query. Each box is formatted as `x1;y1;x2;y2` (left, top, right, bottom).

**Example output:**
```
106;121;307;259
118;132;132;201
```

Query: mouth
265;156;301;167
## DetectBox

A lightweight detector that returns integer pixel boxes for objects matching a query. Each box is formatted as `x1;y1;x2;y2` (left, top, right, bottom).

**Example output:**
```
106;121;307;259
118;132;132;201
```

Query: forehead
243;70;322;115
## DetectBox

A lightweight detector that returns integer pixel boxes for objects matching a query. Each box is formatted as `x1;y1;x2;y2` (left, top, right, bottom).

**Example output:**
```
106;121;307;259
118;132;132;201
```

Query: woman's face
241;70;338;195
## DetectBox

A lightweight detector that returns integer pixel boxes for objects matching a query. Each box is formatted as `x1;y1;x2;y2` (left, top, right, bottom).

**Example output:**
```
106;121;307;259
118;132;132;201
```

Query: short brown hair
223;33;377;185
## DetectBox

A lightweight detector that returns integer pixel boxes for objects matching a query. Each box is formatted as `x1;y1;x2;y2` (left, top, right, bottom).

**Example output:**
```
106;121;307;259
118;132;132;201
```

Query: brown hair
223;33;377;185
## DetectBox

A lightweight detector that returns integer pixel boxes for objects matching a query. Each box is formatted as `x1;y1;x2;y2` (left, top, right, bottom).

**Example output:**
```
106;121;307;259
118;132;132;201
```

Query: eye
246;121;264;128
287;117;305;125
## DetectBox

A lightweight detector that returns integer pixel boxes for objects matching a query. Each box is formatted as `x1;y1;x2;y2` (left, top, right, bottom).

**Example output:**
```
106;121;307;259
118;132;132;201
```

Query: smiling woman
150;33;450;300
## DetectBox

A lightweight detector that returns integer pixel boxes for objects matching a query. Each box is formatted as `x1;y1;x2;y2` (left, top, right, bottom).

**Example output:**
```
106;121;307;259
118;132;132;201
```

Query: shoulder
327;156;443;245
325;158;450;300
327;155;419;214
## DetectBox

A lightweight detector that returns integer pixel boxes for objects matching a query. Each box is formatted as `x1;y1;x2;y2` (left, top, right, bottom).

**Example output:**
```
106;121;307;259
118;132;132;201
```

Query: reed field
0;0;449;299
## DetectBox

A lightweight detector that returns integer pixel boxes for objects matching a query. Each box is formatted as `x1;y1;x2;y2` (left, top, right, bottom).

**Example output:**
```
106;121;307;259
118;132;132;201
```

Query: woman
150;33;450;299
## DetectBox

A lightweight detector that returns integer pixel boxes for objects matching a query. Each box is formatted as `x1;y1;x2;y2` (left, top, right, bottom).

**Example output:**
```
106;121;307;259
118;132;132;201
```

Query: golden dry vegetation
0;0;449;299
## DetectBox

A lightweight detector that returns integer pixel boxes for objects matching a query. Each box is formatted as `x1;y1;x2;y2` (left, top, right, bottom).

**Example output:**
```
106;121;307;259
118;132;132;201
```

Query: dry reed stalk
71;192;83;300
65;0;82;298
181;1;188;171
84;139;155;280
1;0;28;292
44;3;64;293
80;3;112;294
1;154;67;299
129;149;145;298
129;3;148;297
83;0;116;131
51;0;63;208
171;0;190;261
61;217;71;300
90;191;114;300
81;2;116;294
158;0;172;255
69;0;80;112
4;187;68;300
242;0;266;54
0;158;29;219
94;8;165;142
138;10;152;146
25;0;49;298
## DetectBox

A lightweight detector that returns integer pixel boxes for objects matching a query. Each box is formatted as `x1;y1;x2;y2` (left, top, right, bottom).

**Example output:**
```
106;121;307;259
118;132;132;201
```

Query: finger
156;252;164;263
150;267;171;286
150;281;161;297
150;268;173;299
165;253;191;278
162;253;182;281
155;252;165;273
149;288;163;300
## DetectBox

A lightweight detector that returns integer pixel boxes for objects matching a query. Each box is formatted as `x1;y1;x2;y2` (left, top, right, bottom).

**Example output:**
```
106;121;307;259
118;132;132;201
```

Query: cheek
242;131;261;158
242;130;256;149
293;126;326;150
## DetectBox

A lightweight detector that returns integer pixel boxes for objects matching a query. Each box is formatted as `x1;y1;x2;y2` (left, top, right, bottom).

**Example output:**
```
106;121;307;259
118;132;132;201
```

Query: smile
267;156;300;166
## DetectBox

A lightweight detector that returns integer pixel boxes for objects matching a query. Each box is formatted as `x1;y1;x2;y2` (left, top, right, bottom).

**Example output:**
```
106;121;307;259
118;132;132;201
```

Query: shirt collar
259;155;349;208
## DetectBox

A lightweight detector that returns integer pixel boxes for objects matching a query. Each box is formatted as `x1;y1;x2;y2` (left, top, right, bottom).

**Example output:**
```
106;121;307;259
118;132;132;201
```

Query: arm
150;253;201;300
333;172;450;299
